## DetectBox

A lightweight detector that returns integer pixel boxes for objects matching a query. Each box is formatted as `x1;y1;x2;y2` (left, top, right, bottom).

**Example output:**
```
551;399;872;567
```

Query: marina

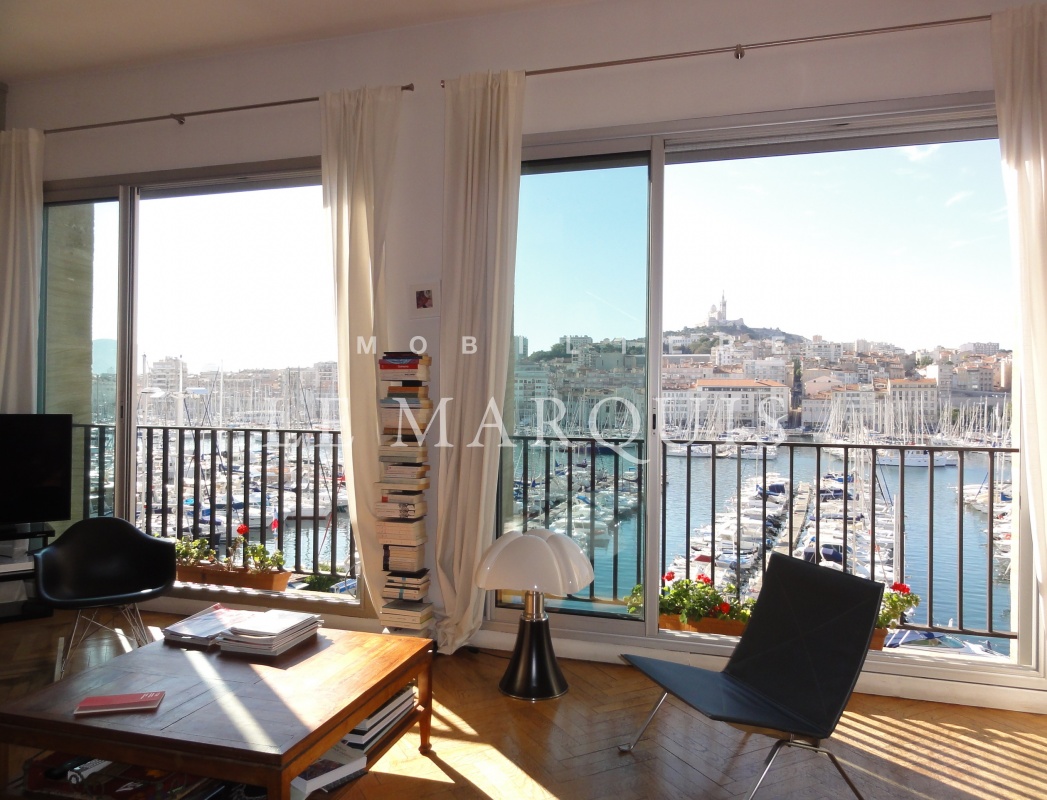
511;434;1015;655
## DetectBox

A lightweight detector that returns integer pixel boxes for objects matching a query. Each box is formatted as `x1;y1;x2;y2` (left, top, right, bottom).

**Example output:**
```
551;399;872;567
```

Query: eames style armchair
620;552;884;799
34;517;176;678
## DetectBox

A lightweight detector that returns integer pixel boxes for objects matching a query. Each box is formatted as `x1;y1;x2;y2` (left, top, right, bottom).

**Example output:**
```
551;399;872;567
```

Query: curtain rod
440;13;991;86
43;83;415;135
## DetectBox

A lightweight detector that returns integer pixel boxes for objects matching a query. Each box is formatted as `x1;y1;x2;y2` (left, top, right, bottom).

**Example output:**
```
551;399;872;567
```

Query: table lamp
475;528;594;700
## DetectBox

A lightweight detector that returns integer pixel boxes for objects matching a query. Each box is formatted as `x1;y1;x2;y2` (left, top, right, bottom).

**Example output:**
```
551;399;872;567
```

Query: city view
73;134;1017;651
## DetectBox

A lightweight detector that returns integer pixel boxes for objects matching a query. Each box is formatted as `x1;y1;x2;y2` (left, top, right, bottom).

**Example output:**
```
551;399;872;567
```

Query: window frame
41;158;379;618
485;91;1042;687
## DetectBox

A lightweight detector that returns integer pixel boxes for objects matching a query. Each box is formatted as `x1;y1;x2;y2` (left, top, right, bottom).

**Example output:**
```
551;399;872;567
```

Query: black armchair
34;517;176;678
620;552;884;799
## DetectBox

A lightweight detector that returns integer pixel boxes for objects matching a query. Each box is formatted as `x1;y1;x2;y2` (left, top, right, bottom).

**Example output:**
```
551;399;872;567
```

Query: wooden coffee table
0;628;433;800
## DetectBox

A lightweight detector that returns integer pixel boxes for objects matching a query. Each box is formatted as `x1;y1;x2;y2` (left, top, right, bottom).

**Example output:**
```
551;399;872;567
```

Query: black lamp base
499;614;568;701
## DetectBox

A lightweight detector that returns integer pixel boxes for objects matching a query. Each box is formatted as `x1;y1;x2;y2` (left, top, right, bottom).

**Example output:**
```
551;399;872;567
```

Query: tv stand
0;522;54;622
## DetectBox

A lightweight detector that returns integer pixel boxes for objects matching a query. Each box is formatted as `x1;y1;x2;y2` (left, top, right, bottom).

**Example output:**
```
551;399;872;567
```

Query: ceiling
0;0;589;84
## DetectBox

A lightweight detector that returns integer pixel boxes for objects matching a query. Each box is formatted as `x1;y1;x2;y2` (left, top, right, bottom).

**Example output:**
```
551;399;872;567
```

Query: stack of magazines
329;685;417;758
161;604;261;648
217;609;322;656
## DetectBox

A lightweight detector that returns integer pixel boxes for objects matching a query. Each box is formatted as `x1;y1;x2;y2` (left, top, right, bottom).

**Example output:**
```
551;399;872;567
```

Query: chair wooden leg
618;691;668;753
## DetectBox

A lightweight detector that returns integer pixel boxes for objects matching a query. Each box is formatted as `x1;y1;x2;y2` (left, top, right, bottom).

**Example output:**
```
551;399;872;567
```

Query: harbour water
525;440;1014;654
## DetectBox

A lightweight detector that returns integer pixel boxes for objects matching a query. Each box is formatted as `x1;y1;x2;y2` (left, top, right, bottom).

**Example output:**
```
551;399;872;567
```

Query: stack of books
377;599;434;630
217;609;322;656
382;567;430;603
381;543;426;573
378;352;431;382
374;487;427;521
377;352;434;637
378;436;427;464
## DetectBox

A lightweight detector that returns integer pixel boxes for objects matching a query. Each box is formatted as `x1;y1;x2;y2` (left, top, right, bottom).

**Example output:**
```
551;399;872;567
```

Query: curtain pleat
321;87;403;614
0;129;44;414
435;70;526;653
991;5;1047;627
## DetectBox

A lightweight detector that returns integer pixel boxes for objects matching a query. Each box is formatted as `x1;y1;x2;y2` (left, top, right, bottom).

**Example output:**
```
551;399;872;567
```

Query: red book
74;691;165;716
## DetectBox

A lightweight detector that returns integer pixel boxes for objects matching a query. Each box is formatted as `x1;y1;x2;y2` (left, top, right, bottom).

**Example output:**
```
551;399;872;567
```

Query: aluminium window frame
40;159;379;617
485;91;1043;691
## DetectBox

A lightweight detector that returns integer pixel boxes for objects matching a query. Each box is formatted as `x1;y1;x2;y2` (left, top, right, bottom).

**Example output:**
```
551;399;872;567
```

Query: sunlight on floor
836;711;1047;800
370;697;559;800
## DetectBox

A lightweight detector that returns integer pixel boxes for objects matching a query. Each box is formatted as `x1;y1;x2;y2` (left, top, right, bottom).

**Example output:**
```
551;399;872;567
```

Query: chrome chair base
60;603;150;679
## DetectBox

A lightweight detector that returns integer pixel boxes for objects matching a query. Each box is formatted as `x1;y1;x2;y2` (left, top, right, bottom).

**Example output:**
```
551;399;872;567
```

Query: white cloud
900;144;943;162
945;190;975;207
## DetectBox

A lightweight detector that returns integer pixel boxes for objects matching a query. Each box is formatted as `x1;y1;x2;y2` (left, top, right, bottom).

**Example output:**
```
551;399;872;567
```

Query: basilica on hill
706;292;746;330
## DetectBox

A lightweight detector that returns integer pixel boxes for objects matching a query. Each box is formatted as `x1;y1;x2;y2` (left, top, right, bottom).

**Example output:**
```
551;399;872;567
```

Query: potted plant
870;582;921;650
625;571;754;635
176;526;289;591
175;537;215;569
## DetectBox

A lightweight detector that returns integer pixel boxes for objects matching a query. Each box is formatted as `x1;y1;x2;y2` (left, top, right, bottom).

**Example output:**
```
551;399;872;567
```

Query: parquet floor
2;611;1046;800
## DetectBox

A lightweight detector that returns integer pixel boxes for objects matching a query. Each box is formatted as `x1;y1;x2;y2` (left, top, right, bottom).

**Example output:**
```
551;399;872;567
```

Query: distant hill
667;324;807;345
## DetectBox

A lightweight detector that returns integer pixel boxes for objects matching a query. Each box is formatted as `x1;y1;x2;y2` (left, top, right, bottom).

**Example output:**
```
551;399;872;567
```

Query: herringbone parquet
2;611;1045;800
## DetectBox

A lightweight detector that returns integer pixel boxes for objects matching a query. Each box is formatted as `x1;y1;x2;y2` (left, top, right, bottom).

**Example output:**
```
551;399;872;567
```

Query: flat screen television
0;413;73;528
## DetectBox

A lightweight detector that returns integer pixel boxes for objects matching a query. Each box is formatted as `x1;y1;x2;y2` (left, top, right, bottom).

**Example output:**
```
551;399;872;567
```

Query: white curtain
0;128;44;414
321;87;403;613
435;70;526;653
991;5;1047;625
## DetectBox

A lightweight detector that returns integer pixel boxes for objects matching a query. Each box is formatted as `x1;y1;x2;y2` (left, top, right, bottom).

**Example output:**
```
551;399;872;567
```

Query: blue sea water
562;443;1013;652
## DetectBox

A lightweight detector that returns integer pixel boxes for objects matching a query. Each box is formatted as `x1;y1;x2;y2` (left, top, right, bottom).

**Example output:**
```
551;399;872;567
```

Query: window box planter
869;627;887;651
176;564;291;592
659;613;747;636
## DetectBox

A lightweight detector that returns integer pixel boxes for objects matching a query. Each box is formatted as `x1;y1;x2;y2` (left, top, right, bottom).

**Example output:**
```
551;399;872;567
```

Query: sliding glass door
501;154;651;622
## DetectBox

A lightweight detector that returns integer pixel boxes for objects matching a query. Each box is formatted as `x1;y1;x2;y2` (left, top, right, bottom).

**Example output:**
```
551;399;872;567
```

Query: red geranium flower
236;523;248;536
663;571;675;582
891;582;911;594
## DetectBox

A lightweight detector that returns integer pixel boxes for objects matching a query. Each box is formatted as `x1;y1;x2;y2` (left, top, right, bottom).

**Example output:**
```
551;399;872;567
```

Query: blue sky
94;187;332;374
92;138;1015;374
516;138;1015;355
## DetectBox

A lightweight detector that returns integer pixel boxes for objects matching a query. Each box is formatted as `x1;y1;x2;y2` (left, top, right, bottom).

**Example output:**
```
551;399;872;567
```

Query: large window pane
661;139;1016;651
135;185;354;588
505;157;650;618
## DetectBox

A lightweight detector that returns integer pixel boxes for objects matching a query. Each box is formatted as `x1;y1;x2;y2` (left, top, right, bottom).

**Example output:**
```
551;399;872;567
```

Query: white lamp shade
475;529;594;596
475;531;565;593
542;532;595;594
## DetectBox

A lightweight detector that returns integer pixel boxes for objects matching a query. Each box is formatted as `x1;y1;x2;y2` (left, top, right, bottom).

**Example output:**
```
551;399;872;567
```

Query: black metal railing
502;434;1017;646
79;423;354;581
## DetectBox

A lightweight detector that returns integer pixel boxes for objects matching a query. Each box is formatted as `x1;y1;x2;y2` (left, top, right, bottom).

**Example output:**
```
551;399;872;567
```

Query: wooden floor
2;611;1046;800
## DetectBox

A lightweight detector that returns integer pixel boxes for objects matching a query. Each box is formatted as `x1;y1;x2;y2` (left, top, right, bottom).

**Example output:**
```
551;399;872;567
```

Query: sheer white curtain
435;70;526;652
992;5;1047;623
0;129;44;414
321;87;403;613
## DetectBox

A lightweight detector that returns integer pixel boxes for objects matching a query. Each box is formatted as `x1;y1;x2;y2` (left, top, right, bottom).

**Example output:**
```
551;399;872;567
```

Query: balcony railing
503;434;1017;651
80;424;355;581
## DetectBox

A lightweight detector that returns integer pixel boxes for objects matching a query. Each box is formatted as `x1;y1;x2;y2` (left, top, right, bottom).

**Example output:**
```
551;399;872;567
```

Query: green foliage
301;573;342;592
877;582;921;628
175;537;214;566
624;572;756;625
245;543;285;573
